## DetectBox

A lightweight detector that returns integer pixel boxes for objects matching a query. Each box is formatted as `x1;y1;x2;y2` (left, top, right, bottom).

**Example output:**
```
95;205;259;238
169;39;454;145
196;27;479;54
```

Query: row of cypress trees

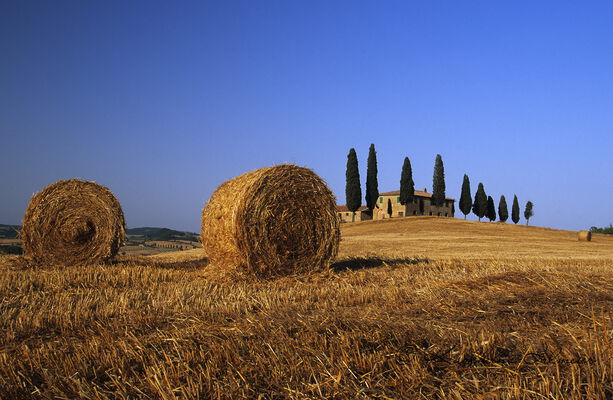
459;175;534;225
345;144;448;220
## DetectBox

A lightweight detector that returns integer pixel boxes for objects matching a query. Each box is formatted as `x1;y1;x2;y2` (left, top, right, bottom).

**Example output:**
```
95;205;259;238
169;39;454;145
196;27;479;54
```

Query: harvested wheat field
0;217;611;399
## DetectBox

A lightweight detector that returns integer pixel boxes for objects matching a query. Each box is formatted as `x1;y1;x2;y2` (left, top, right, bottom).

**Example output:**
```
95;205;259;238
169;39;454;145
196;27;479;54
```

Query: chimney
424;187;428;193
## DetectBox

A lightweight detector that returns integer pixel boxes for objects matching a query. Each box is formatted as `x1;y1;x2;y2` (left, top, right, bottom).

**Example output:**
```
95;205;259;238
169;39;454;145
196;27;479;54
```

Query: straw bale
578;230;592;242
201;164;340;276
21;179;125;265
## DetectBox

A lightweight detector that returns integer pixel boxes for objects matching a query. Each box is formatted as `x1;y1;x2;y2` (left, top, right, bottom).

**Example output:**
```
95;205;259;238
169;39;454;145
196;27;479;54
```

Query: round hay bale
578;230;592;242
201;164;340;276
21;179;125;265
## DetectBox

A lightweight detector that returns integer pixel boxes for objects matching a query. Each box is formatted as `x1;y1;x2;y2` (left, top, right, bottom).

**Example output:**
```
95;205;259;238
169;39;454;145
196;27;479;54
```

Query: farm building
336;205;372;223
375;188;455;219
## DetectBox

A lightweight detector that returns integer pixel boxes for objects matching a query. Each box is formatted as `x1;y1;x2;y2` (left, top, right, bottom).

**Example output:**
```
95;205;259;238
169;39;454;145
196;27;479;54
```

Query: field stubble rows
0;217;611;399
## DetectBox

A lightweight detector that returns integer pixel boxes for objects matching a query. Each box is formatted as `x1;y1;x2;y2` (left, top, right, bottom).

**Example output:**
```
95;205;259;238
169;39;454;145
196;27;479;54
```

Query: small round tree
524;201;534;225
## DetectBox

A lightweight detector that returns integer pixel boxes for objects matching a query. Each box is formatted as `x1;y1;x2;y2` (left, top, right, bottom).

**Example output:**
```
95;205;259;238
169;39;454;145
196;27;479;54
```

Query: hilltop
338;216;613;259
0;224;198;241
125;227;198;242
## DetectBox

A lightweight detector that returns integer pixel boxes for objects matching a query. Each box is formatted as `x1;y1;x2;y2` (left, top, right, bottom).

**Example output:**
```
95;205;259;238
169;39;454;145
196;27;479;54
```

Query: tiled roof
336;205;369;212
379;190;455;201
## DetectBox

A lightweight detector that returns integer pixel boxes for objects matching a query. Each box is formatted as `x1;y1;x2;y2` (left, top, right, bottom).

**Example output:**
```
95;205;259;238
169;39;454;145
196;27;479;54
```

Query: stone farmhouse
337;188;455;222
375;188;455;219
336;205;371;223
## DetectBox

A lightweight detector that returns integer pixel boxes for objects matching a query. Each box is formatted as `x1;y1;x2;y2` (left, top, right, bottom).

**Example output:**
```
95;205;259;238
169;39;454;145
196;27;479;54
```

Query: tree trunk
352;212;355;223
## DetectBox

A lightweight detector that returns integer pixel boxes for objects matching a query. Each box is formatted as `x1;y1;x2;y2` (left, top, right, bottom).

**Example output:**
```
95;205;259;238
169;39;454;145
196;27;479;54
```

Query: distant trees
399;157;415;205
365;144;379;211
524;201;534;225
486;196;496;222
498;195;509;223
472;183;487;221
590;224;613;234
459;174;472;219
511;195;520;224
432;154;446;207
387;199;393;217
345;148;362;222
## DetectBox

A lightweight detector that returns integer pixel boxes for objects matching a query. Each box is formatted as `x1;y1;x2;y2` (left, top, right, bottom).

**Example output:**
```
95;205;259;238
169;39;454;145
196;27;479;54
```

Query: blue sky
2;1;612;232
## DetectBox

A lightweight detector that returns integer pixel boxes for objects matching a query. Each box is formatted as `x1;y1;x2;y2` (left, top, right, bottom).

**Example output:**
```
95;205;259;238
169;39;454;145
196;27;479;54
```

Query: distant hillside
126;227;199;242
0;224;198;242
0;224;20;239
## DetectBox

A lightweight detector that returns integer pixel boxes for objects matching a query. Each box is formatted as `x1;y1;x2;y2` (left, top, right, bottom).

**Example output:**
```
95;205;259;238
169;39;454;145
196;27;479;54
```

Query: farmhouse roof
336;205;369;212
379;190;455;201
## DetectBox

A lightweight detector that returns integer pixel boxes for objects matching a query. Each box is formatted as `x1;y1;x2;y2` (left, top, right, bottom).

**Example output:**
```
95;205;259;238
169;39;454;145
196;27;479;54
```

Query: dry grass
0;217;611;399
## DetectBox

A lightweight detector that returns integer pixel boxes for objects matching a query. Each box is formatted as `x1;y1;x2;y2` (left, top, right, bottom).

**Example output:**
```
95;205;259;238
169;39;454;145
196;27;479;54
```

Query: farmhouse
337;188;456;222
375;188;455;219
336;205;371;223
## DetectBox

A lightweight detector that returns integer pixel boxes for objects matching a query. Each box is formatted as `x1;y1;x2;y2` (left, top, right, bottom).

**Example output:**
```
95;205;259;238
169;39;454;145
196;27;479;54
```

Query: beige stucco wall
375;194;455;219
337;210;372;223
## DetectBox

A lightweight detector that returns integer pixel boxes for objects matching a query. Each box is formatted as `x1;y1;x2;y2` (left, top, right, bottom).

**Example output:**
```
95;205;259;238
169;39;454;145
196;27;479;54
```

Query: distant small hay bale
200;164;340;276
578;230;592;242
21;179;125;266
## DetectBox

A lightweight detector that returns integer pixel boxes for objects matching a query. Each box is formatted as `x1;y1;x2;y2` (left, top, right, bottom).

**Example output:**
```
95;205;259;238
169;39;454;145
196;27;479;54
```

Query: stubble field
0;217;611;399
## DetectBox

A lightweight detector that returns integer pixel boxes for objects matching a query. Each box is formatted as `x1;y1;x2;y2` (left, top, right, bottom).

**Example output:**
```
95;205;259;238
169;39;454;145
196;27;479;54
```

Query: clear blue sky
2;1;612;232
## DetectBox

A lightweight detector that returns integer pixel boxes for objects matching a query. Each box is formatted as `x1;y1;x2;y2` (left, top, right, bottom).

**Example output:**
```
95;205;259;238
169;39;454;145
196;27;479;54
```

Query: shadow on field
114;256;209;270
331;257;429;272
152;258;209;270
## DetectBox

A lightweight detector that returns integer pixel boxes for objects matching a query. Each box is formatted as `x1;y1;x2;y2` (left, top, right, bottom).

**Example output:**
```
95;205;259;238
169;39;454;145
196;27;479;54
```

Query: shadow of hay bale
113;255;209;270
331;257;430;272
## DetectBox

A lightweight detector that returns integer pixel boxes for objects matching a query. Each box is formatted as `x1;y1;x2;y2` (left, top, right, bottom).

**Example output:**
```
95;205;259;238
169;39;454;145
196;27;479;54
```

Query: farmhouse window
396;196;400;203
379;197;383;203
398;211;403;217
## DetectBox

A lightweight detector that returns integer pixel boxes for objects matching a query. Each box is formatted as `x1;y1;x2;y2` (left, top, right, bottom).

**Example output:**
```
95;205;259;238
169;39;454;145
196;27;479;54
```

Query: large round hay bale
578;230;592;242
21;179;125;265
201;164;340;276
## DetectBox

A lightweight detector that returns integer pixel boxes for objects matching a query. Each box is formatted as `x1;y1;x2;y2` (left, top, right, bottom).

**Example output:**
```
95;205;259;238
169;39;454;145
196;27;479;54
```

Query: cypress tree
498;195;509;223
472;183;487;221
511;195;520;224
387;198;393;217
459;174;472;219
345;148;362;222
432;154;446;207
399;157;414;205
524;201;534;225
486;196;496;222
365;144;379;210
